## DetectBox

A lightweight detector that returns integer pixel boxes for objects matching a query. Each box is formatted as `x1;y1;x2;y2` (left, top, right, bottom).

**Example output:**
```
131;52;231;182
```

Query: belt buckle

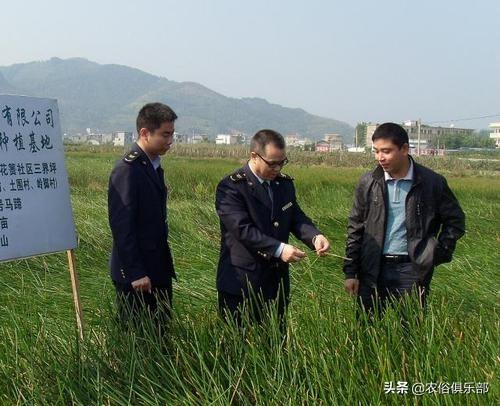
383;254;401;263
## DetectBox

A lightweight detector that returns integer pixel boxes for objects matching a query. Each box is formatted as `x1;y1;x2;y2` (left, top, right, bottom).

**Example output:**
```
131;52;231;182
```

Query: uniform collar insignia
277;172;294;181
229;170;247;182
123;150;140;163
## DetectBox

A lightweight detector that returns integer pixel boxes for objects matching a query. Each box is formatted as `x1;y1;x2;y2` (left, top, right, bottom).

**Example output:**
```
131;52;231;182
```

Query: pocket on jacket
412;237;438;269
433;241;452;266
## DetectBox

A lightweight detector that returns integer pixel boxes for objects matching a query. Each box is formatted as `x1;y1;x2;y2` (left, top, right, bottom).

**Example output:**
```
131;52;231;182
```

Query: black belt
382;254;411;263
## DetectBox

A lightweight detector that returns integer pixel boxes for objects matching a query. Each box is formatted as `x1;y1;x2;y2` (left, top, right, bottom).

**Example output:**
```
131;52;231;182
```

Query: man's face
372;138;409;175
140;121;175;157
251;143;288;180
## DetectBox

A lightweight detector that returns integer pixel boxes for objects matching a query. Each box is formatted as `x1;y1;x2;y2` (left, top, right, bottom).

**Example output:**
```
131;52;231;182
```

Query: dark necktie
262;181;273;204
157;166;164;182
263;181;274;218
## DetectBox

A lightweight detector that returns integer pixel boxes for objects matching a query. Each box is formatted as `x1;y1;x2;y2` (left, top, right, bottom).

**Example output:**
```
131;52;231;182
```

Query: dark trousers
358;261;430;316
218;290;288;331
114;280;172;328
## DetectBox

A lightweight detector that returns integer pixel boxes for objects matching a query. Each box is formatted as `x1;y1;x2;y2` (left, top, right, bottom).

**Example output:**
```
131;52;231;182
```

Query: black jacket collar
131;143;165;193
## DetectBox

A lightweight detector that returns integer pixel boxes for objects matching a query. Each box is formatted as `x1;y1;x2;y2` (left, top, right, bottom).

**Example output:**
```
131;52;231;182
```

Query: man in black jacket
343;122;465;314
108;103;177;326
216;129;330;326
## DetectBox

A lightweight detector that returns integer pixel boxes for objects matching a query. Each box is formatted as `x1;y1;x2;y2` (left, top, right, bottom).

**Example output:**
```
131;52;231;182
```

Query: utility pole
417;118;421;156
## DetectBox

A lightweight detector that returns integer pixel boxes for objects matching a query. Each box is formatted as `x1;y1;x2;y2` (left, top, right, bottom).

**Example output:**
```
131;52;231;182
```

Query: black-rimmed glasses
255;152;289;168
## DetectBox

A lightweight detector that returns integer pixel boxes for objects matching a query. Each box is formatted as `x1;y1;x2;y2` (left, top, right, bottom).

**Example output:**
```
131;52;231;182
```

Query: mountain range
0;57;353;141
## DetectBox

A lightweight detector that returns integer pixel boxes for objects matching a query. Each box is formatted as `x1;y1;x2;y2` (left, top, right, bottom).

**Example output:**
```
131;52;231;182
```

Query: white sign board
0;94;77;261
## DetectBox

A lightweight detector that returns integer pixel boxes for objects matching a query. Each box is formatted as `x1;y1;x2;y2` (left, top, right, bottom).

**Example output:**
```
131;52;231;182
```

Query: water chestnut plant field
0;148;498;405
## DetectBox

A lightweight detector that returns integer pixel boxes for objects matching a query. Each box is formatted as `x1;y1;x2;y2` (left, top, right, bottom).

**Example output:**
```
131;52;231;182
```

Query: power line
427;113;500;124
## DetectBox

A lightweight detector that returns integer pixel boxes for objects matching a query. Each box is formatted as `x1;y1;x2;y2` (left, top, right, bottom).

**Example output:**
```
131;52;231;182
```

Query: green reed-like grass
0;151;498;404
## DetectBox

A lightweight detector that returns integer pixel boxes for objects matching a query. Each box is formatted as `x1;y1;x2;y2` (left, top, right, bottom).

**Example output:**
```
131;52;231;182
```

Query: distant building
215;134;239;145
409;138;445;156
405;122;473;152
66;134;88;144
101;133;113;144
315;140;331;153
285;134;301;147
229;131;247;144
190;134;208;144
323;133;343;150
314;133;343;152
365;123;379;149
408;139;426;155
87;133;101;144
113;131;134;147
87;132;113;145
403;121;473;138
295;138;312;149
489;123;500;148
364;122;473;149
174;132;190;143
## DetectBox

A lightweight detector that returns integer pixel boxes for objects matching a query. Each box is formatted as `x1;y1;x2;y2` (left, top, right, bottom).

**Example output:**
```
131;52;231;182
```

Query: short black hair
372;122;409;148
250;129;285;155
136;103;177;134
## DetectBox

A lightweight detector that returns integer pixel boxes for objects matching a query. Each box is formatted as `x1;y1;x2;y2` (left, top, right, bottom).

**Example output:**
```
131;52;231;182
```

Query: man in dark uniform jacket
215;129;331;325
108;102;177;325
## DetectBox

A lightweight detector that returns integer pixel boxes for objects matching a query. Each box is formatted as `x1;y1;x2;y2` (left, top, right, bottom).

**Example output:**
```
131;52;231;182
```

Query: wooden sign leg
67;249;84;340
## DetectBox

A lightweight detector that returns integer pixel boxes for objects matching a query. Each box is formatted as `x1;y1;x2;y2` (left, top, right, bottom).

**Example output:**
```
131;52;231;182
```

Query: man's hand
131;276;152;293
344;278;359;296
313;234;330;256
280;244;306;263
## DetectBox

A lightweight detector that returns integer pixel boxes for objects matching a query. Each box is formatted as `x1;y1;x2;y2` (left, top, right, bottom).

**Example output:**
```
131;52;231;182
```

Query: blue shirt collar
149;156;161;170
384;158;414;181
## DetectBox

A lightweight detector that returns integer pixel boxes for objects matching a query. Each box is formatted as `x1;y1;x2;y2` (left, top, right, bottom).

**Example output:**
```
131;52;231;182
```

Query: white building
87;132;113;145
174;132;190;143
323;133;343;150
66;134;88;144
285;134;301;147
489;123;500;148
113;131;134;147
215;134;239;145
101;133;113;144
295;138;312;149
191;134;207;144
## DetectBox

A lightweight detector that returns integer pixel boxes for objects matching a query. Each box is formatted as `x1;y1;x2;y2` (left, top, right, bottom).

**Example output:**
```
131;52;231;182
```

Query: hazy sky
1;0;499;129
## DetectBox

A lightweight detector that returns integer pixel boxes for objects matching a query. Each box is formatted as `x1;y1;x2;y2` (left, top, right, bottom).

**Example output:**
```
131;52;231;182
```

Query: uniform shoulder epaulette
229;170;247;182
123;150;140;163
277;172;294;181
